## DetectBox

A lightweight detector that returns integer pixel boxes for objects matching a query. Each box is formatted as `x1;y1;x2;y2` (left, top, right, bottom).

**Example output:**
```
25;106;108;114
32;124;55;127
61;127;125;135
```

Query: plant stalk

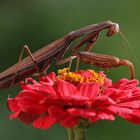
67;128;75;140
73;127;87;140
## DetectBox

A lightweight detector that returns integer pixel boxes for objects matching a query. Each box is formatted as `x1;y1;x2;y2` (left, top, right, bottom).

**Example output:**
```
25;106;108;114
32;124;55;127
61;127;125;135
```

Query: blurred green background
0;0;140;140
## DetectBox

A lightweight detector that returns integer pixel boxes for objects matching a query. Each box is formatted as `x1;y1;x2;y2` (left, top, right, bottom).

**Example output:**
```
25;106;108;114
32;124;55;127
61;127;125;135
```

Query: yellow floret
56;68;105;85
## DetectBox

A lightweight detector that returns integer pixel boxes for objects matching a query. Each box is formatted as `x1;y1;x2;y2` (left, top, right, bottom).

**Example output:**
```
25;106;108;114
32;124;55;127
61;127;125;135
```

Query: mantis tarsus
0;21;134;89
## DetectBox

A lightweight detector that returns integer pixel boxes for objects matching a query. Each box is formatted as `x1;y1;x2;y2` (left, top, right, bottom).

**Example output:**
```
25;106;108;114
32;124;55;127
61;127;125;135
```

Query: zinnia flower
8;68;140;130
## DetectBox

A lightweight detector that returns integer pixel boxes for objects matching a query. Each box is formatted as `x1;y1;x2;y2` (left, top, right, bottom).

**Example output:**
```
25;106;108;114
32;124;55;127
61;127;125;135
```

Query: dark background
0;0;140;140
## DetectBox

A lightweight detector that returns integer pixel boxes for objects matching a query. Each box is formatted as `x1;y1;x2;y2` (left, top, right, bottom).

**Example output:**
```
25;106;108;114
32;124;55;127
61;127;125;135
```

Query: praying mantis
0;21;135;89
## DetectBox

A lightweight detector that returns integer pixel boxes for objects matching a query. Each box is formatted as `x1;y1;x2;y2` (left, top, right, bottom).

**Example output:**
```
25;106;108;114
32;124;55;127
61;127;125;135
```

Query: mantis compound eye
107;23;119;36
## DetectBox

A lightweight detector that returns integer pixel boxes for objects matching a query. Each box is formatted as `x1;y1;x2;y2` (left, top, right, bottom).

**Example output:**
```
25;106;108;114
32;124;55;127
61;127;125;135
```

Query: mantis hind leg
10;45;41;92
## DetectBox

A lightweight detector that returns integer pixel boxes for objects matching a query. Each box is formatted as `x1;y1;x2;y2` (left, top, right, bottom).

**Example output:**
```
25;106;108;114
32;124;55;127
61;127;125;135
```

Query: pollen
56;68;105;85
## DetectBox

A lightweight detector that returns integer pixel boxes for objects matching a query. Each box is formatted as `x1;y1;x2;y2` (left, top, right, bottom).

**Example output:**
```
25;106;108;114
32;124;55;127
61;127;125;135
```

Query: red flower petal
48;106;79;127
39;72;56;86
118;101;140;109
111;78;139;89
67;108;96;119
33;115;57;129
106;105;132;115
91;112;115;123
75;83;100;99
119;110;140;124
18;112;39;124
56;80;76;97
104;88;132;100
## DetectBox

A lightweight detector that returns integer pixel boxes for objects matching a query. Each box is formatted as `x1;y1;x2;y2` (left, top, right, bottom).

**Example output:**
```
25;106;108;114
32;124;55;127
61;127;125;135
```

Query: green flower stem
67;128;75;140
67;119;90;140
73;127;87;140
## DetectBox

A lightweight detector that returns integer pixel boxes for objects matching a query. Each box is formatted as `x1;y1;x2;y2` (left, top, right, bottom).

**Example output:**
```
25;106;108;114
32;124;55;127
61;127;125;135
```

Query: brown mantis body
0;21;134;89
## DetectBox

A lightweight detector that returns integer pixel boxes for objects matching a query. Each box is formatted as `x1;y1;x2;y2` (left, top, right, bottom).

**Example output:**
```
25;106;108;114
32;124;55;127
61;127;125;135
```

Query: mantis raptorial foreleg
77;51;135;79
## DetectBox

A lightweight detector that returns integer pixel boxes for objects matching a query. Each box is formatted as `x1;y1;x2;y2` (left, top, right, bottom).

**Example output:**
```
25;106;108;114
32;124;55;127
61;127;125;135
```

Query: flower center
56;68;105;85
